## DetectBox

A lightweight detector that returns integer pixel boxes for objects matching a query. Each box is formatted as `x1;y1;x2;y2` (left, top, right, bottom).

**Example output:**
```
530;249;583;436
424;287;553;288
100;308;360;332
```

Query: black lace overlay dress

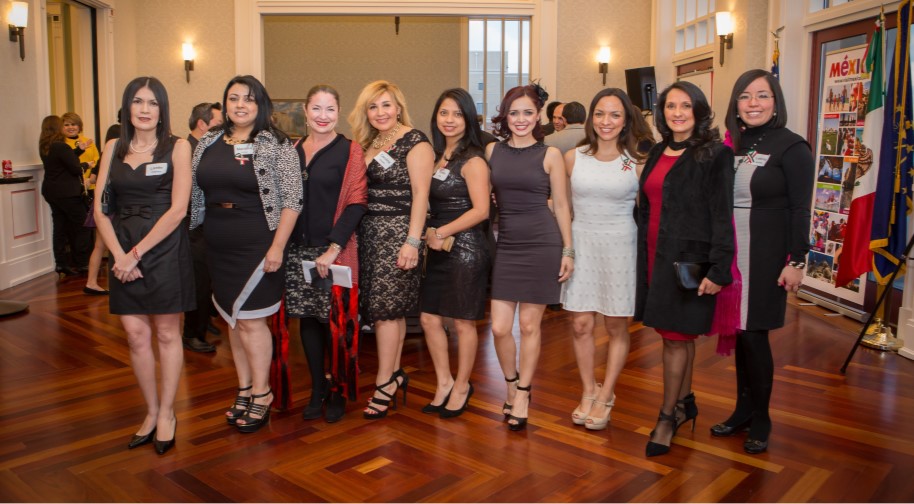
359;129;429;323
419;155;492;320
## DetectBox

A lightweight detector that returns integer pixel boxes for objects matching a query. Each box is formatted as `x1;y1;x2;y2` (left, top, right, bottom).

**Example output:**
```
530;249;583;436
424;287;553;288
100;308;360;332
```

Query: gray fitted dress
489;142;562;304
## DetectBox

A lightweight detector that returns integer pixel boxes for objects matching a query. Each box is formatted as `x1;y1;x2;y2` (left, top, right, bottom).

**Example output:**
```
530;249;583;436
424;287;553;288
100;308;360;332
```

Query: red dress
643;153;697;341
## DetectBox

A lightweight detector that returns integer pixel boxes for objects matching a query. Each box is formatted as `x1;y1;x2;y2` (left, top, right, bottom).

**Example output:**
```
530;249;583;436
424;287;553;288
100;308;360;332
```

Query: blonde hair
61;112;83;132
348;80;413;149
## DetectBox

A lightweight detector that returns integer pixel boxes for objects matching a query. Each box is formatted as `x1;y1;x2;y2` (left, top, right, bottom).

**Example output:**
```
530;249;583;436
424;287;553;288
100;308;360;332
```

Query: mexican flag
835;12;884;288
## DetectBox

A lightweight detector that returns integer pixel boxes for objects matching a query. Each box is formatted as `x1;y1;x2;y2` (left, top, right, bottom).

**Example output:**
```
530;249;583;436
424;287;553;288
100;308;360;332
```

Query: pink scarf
710;131;743;356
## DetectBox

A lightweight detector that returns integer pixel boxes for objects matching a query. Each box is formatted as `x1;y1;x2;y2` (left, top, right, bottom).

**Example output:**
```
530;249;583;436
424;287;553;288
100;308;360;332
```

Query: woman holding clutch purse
418;88;492;418
636;81;734;456
562;88;653;431
285;85;368;423
712;70;813;454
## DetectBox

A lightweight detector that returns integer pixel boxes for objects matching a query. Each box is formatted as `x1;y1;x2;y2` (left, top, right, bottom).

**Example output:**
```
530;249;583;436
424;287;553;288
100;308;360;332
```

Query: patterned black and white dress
359;129;429;323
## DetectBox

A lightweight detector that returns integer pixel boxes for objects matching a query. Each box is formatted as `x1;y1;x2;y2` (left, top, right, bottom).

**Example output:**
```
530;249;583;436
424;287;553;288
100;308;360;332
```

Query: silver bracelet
405;236;422;249
562;247;575;258
788;260;806;269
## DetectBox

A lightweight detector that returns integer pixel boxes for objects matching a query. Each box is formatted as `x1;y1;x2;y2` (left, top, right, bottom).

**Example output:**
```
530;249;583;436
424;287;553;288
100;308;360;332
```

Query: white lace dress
561;147;638;316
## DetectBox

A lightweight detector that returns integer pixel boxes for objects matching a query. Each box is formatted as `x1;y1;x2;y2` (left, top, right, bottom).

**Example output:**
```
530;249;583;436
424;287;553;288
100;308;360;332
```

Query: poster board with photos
800;44;869;308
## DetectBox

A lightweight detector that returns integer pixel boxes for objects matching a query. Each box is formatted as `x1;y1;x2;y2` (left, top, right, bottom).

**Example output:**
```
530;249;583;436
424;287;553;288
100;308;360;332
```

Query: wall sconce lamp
715;11;734;66
597;46;611;85
182;42;195;83
8;1;28;61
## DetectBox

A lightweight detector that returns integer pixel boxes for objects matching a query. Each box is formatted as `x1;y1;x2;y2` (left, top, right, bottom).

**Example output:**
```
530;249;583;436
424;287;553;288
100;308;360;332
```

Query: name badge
746;153;770;167
145;163;168;176
234;144;254;156
433;168;450;181
374;151;396;169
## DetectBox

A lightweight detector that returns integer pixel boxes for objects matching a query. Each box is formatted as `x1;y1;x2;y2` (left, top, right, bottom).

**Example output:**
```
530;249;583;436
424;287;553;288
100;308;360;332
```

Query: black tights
724;329;774;441
300;317;331;404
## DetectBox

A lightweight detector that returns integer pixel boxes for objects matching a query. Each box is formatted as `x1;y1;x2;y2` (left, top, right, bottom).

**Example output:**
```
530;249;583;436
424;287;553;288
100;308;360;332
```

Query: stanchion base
861;333;902;351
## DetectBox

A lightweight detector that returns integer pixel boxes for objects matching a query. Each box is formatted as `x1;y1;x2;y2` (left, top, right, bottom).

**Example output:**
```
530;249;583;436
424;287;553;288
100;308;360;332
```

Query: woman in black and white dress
190;75;302;433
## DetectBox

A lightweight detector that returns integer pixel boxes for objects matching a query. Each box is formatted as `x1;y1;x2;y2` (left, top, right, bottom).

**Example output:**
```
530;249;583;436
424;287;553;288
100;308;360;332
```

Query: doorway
46;0;99;142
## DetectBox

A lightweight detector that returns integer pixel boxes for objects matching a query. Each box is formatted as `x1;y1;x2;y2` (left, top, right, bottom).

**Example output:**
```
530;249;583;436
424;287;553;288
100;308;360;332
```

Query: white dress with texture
561;147;638;316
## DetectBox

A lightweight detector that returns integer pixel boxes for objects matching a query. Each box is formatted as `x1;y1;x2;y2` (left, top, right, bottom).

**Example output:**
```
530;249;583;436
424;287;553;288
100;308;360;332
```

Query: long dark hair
430;88;485;163
218;75;287;142
491;84;547;141
115;76;173;161
580;88;654;162
39;115;64;157
654;81;719;161
725;69;788;151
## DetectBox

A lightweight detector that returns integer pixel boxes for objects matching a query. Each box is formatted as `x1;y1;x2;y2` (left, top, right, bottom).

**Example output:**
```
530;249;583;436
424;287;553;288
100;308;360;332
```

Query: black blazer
40;142;84;199
634;141;735;335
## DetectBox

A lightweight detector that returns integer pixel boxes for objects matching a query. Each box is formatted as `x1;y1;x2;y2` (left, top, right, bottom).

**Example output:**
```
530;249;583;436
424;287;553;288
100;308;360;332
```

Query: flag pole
840;232;913;373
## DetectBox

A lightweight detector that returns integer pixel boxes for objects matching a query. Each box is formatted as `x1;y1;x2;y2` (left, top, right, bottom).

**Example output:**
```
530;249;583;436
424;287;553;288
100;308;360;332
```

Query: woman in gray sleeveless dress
486;84;574;431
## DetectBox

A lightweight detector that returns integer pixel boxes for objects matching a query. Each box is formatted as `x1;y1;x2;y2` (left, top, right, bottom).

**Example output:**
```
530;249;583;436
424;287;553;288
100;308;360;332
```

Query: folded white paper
301;260;353;288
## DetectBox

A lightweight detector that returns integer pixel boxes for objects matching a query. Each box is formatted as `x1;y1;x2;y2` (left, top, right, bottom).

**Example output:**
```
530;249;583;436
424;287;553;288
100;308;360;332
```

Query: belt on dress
119;203;169;219
208;202;257;209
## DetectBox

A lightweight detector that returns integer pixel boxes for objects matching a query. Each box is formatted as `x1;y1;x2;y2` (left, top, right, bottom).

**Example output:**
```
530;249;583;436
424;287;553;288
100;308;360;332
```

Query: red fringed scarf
269;298;293;411
329;284;360;400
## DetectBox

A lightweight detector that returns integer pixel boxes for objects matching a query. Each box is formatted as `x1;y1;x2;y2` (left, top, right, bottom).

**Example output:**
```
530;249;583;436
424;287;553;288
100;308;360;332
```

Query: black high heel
154;417;177;455
646;408;681;457
710;417;752;437
236;389;273;433
127;427;156;449
440;382;473;419
503;372;519;420
225;385;253;425
506;384;532;431
744;437;769;454
421;384;453;414
325;388;346;423
363;374;401;420
393;368;410;406
677;392;698;432
302;377;330;420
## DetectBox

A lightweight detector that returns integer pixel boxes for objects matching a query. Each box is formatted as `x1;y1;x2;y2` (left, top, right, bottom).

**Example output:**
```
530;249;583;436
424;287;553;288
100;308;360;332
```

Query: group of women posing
87;67;811;458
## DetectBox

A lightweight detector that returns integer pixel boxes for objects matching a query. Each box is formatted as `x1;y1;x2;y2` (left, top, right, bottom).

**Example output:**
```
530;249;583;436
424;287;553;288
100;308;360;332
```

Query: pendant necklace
735;132;767;172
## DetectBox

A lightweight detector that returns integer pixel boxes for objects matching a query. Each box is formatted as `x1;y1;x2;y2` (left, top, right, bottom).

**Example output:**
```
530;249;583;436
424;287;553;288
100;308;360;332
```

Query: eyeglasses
737;93;774;102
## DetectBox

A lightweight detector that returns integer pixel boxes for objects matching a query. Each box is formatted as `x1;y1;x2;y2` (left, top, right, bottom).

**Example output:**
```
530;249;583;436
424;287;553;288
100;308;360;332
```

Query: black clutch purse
673;261;711;291
308;267;334;292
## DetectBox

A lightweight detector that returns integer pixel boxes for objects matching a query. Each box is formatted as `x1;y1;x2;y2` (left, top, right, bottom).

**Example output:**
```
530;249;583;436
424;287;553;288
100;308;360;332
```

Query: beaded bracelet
562;247;575;258
405;236;422;249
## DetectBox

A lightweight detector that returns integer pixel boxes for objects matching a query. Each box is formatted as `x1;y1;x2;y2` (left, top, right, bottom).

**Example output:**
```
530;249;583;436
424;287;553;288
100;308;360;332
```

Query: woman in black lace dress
419;88;492;418
348;80;435;419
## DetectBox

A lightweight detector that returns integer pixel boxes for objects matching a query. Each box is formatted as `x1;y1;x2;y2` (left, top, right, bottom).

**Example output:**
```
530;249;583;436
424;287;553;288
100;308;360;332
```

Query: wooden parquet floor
1;272;914;502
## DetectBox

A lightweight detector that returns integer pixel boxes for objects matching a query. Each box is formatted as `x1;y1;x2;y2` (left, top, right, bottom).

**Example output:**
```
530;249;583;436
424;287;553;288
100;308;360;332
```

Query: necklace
224;134;251;145
129;138;158;154
371;122;402;150
735;132;767;172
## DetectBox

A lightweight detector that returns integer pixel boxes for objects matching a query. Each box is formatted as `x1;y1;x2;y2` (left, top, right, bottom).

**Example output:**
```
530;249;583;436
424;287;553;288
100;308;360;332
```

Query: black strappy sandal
225;385;253;425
